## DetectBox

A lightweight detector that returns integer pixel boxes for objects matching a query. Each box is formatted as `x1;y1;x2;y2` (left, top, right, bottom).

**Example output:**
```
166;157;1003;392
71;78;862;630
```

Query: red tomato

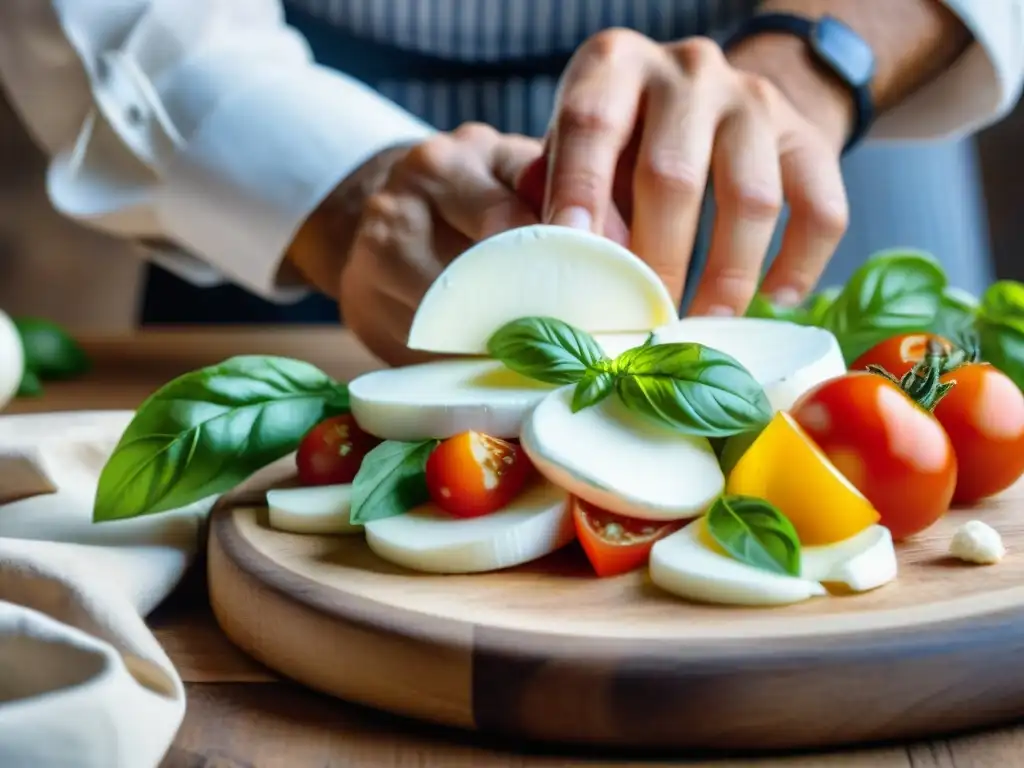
934;363;1024;504
790;372;957;540
296;414;381;486
850;333;953;378
573;499;682;578
425;431;532;518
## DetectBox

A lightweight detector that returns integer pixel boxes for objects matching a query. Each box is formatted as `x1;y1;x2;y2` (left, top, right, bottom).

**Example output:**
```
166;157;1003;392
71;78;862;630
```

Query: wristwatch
723;13;876;154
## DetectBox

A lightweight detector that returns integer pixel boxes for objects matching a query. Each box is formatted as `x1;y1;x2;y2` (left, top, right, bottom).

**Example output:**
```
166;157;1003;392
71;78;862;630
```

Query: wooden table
9;327;1024;768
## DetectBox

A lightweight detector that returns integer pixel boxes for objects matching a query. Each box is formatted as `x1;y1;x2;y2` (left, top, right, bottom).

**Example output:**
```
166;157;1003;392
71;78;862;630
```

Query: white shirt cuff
155;65;434;301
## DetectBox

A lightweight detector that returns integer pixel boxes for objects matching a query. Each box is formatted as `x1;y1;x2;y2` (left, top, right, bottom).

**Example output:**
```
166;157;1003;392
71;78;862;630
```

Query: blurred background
1;89;1022;332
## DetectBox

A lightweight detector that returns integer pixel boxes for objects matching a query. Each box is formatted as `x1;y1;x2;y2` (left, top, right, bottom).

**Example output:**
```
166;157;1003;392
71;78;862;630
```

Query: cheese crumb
948;520;1005;565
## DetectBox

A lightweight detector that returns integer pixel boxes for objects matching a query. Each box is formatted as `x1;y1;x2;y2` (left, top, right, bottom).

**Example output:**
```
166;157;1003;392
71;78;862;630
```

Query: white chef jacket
0;0;1021;304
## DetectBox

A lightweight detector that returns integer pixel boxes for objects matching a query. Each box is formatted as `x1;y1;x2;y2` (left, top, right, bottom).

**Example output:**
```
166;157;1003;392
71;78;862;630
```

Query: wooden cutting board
208;466;1024;753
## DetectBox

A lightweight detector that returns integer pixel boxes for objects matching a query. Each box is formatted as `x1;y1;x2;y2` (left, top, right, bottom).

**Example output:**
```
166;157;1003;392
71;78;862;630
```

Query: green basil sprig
613;343;773;437
15;317;91;380
976;281;1024;391
94;356;349;522
487;318;772;438
350;439;438;525
705;495;801;576
486;315;609;384
12;316;92;398
820;250;947;363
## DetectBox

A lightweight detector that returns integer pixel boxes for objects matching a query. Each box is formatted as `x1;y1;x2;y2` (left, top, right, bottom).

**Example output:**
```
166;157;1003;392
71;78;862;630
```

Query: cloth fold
0;411;208;768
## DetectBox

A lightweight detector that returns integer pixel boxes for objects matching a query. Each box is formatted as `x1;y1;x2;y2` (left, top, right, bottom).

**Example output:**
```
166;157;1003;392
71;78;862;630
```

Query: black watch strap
723;13;876;154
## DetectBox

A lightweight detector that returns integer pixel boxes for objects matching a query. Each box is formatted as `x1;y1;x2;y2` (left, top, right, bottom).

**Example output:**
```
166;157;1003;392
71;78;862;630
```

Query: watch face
812;16;876;87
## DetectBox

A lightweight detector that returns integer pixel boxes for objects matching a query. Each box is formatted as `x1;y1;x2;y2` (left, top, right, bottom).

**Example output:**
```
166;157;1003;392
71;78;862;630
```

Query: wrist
726;33;854;154
285;143;414;297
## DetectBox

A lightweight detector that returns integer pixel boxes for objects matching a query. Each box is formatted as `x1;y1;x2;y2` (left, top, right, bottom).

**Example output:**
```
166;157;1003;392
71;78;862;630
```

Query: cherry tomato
790;372;957;540
425;431;532;518
934;362;1024;504
296;414;381;486
850;333;953;379
573;500;682;577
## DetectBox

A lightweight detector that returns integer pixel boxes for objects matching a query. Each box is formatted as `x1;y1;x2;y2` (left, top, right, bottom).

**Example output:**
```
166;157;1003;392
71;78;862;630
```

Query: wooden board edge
207;520;476;730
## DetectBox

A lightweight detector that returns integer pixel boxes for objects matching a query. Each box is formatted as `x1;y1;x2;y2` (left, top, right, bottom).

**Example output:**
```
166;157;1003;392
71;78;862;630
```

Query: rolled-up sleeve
873;0;1024;140
0;0;434;301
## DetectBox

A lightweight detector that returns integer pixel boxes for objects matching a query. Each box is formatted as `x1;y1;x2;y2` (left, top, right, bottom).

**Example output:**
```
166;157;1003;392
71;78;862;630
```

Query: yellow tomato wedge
726;411;880;546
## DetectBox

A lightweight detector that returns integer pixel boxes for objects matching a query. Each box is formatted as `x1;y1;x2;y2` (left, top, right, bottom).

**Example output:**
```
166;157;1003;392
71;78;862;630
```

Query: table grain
8;327;1022;768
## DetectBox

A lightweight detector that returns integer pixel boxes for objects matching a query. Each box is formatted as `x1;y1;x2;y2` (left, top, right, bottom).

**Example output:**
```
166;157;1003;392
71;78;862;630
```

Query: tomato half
790;372;957;540
850;333;953;379
934;362;1024;504
425;431;532;518
573;499;682;577
296;414;381;486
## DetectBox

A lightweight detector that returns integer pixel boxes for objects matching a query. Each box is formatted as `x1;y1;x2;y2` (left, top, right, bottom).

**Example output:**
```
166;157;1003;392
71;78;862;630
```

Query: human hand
538;29;853;316
338;124;545;366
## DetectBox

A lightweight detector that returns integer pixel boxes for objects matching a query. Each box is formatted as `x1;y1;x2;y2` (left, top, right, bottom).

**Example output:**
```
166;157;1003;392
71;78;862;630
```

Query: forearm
0;0;435;302
726;0;974;148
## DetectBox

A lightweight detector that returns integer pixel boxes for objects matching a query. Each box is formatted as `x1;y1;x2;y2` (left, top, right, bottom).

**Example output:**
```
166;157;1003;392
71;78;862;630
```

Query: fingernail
705;305;736;317
772;288;802;308
550;206;592;231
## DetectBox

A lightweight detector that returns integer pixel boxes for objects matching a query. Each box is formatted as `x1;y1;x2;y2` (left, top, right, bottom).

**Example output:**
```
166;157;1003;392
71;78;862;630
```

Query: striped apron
142;0;994;324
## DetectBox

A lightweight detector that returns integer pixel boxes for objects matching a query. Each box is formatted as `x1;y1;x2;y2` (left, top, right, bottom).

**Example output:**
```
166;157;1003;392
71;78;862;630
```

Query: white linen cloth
0;411;210;768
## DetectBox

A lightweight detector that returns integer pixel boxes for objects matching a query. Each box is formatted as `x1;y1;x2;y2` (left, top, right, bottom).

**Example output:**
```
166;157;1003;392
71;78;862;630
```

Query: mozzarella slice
364;480;573;573
650;520;826;606
650;317;845;411
650;521;898;607
800;525;897;591
266;484;361;535
0;309;24;412
350;331;647;441
521;385;723;521
407;225;677;354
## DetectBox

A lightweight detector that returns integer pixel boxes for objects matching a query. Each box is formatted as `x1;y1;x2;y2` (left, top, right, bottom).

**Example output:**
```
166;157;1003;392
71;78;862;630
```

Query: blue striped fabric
141;0;994;324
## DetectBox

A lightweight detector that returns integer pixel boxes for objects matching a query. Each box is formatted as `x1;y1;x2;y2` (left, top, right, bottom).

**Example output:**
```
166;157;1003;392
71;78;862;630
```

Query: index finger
544;31;649;234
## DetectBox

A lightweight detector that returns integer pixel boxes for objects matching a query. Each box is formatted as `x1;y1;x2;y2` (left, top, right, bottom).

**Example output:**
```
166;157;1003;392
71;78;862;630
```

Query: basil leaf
487;317;608;384
94;356;349;522
745;294;810;325
705;495;801;576
979;281;1024;331
16;369;43;398
976;281;1024;390
14;317;90;379
716;426;766;478
613;343;772;438
350;439;438;524
822;250;947;363
804;287;841;326
745;288;839;328
932;286;980;343
572;369;615;412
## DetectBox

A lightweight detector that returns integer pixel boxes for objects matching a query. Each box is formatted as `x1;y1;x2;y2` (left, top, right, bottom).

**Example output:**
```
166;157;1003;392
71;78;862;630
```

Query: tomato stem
867;339;956;412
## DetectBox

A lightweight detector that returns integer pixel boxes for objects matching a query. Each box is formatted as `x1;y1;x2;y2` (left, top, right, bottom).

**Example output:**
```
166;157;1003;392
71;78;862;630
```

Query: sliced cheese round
266;484;361;535
364;480;573;573
650;317;845;411
0;309;24;412
407;225;677;355
350;331;647;441
800;524;897;592
650;520;897;607
520;386;723;521
350;359;551;441
650;520;827;606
